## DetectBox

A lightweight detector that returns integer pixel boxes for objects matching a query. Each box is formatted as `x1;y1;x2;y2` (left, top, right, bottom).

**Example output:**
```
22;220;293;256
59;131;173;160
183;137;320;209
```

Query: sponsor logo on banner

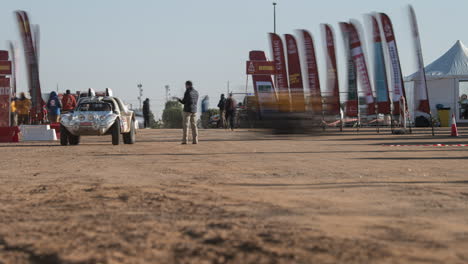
269;33;290;112
246;61;276;75
0;61;12;75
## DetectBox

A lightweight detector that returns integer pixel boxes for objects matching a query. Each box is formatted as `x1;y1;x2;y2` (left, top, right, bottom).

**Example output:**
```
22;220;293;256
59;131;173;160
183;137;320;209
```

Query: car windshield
77;103;112;112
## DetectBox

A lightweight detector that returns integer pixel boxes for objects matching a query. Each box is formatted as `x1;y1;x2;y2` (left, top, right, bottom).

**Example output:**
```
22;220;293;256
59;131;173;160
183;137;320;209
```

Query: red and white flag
301;30;322;114
322;24;340;115
348;22;375;115
408;5;430;115
285;34;306;112
269;33;290;112
379;13;407;115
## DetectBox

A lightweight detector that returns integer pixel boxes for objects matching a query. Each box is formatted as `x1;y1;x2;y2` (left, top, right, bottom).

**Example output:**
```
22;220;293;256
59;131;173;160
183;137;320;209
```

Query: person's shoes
181;142;187;145
193;142;198;144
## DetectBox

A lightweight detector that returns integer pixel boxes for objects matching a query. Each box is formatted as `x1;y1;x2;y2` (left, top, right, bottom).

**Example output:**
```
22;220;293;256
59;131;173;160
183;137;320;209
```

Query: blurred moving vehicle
60;89;137;146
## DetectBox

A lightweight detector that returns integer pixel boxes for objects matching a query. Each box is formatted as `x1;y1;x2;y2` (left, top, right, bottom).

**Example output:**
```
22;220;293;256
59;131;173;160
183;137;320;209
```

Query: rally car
60;88;137;145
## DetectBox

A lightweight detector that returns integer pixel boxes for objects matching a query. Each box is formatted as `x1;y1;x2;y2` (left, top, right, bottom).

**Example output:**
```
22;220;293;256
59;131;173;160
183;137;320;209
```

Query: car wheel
112;119;121;145
69;135;80;145
123;120;136;144
60;125;69;146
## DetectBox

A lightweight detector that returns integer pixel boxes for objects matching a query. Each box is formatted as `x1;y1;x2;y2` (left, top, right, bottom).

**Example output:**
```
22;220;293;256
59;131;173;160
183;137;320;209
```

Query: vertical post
422;67;435;136
165;85;170;102
273;2;277;34
245;76;249;94
8;83;11;127
137;83;143;110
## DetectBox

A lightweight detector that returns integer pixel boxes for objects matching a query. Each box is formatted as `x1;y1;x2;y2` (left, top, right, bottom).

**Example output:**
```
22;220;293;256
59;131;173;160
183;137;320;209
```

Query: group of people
217;93;237;130
10;90;77;126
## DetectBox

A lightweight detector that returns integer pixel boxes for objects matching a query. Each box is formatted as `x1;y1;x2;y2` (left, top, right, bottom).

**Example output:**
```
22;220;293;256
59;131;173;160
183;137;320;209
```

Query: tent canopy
406;40;468;81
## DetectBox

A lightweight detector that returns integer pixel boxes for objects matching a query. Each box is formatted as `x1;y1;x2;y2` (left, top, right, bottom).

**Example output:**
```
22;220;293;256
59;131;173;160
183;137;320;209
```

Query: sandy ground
0;127;467;264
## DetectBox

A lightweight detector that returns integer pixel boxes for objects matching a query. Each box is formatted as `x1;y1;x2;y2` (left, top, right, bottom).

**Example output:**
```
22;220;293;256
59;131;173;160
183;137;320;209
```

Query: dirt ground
0;127;467;264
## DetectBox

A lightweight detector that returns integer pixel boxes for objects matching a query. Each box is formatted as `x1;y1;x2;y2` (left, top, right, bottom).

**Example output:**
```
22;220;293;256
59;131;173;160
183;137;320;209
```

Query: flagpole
273;2;277;34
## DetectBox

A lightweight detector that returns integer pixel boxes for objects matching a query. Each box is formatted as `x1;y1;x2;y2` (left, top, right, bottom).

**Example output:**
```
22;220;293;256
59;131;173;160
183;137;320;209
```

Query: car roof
78;96;117;103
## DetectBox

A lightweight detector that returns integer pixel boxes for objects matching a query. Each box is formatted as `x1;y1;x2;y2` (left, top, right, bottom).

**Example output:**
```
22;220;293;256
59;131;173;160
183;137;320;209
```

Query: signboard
0;61;12;75
0;78;11;127
0;50;8;61
246;61;276;75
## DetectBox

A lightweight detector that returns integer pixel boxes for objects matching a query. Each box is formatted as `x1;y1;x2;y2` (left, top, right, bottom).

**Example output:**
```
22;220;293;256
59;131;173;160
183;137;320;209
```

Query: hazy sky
1;0;467;117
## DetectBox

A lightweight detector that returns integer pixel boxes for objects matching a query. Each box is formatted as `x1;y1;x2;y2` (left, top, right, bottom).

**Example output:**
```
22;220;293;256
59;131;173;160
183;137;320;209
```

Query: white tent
405;41;468;123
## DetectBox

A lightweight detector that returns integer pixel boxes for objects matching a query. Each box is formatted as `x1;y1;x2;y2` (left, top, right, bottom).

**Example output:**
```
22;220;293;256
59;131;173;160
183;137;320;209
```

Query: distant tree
147;111;163;129
162;100;183;128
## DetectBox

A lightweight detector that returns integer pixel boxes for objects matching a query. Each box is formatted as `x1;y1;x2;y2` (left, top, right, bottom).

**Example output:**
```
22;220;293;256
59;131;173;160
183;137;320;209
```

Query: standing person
10;94;18;127
61;89;77;113
225;93;237;131
217;94;226;128
16;92;31;125
201;95;210;128
47;91;62;123
142;98;151;128
176;81;199;144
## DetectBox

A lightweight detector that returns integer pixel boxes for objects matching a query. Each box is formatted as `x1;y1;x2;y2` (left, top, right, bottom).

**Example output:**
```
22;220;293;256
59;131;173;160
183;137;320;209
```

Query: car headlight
100;115;106;121
67;115;73;121
78;114;85;121
88;114;95;121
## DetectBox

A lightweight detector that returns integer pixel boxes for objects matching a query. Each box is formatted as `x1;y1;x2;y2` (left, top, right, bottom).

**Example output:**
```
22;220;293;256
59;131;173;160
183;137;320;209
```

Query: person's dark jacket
217;98;226;110
225;97;237;113
143;100;150;116
47;91;62;115
179;88;199;113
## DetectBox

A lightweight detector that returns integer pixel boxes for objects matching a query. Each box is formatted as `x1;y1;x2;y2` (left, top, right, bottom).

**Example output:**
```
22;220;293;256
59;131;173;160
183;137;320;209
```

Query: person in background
10;94;18;127
16;92;31;125
225;93;237;131
143;98;151;128
201;95;209;113
47;91;62;123
217;94;226;128
176;81;199;144
61;89;77;113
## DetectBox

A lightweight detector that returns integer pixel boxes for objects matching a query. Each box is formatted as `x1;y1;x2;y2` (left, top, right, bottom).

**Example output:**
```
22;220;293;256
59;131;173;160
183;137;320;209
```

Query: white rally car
60;89;137;145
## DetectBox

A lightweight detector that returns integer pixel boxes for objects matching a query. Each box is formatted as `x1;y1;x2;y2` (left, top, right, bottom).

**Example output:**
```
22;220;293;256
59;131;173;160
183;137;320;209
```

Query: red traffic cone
451;114;459;137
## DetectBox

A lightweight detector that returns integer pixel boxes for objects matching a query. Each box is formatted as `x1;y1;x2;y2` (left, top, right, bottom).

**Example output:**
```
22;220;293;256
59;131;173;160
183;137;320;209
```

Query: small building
405;40;468;124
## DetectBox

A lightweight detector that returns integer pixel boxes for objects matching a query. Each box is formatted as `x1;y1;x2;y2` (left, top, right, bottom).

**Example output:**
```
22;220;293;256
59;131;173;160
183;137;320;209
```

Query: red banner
0;61;12;75
16;11;43;118
380;13;407;115
246;61;276;75
285;34;306;112
323;24;340;115
0;78;11;127
269;33;290;112
301;30;322;114
249;51;277;112
349;22;375;115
